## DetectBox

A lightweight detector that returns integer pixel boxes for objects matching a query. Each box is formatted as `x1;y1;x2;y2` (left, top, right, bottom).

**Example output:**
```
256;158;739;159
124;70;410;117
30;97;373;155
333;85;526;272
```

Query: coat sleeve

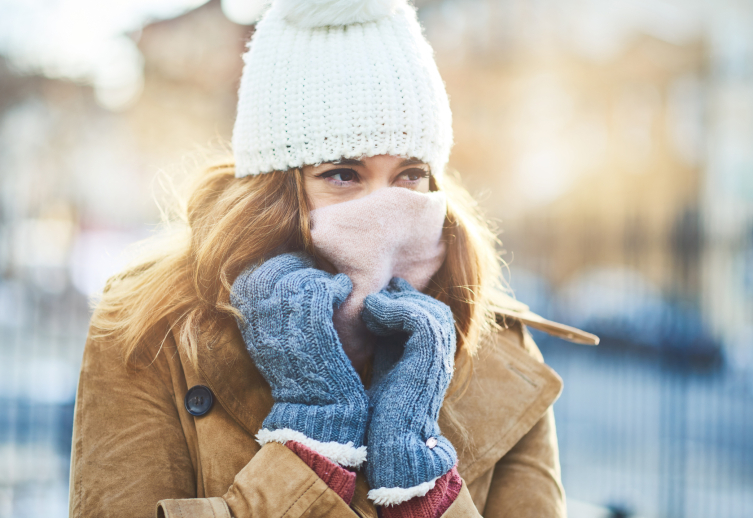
68;330;359;518
158;443;355;518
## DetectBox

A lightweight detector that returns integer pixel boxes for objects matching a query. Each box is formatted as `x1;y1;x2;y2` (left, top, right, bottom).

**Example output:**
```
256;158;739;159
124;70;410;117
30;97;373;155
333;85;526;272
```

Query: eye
396;168;430;182
318;168;359;183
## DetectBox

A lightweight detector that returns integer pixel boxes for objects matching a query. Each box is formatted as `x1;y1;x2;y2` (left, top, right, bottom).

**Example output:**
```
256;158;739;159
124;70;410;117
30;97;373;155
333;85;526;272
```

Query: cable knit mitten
230;252;370;467
362;278;458;505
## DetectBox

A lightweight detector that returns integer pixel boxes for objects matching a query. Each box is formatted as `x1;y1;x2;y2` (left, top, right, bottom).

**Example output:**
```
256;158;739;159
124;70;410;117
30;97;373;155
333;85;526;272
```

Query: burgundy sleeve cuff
285;440;357;504
380;466;462;518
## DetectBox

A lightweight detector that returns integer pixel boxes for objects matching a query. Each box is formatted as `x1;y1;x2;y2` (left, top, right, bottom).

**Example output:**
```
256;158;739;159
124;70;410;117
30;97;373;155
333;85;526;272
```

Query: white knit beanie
232;0;453;178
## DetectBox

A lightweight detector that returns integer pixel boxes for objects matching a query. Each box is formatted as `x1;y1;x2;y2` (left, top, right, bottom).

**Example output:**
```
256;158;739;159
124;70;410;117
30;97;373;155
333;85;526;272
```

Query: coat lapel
194;323;273;436
440;322;564;485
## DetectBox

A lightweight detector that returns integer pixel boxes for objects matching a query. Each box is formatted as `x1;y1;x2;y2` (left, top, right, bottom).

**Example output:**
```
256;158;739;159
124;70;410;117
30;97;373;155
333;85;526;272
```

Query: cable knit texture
232;0;453;178
362;278;458;505
310;187;447;367
230;253;370;466
285;441;357;504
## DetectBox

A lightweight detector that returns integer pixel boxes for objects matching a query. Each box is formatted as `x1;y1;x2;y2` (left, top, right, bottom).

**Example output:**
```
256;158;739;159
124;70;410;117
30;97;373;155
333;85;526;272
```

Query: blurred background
0;0;751;516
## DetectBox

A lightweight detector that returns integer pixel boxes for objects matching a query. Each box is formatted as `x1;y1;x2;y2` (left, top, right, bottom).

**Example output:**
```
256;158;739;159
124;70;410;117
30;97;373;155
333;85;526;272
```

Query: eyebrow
330;157;427;167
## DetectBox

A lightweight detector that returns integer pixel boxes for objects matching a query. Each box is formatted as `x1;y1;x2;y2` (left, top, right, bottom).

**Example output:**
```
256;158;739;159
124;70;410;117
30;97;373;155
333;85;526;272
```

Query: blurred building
701;4;753;370
128;0;250;170
440;32;704;293
418;0;752;369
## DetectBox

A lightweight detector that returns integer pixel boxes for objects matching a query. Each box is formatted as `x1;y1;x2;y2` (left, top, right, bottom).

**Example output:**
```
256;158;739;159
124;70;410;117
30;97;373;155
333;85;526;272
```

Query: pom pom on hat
276;0;403;28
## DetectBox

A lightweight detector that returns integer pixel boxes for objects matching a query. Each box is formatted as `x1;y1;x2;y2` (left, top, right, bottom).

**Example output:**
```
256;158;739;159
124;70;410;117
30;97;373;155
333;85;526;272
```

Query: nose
360;177;393;197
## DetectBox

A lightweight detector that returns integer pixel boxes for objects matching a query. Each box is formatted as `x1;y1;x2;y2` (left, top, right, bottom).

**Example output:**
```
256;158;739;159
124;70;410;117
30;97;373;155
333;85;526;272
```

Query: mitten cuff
366;434;456;505
368;477;440;506
260;401;369;467
257;428;367;468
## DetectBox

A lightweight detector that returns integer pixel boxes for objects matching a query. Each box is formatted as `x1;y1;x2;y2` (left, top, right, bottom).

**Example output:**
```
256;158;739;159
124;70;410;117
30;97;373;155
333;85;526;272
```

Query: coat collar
494;292;599;345
193;316;564;487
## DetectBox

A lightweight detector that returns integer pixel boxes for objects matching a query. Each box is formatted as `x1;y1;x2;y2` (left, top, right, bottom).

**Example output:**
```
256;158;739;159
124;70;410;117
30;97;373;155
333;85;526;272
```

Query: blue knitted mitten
362;278;458;505
230;252;370;467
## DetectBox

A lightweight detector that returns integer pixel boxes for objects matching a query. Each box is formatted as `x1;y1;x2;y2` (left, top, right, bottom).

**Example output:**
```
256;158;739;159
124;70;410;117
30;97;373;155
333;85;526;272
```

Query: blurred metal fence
539;333;753;518
0;285;88;518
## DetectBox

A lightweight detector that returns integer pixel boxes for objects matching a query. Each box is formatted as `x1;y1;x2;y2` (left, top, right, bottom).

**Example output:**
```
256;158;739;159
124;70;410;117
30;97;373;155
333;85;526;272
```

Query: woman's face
301;154;431;210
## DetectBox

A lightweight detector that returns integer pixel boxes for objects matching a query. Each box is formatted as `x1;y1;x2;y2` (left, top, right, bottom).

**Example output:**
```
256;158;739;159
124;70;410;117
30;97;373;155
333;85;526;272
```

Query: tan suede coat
68;298;597;518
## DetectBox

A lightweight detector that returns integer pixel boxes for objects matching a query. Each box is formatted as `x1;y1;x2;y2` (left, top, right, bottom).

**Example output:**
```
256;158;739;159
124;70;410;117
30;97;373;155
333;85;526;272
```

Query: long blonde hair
91;161;504;389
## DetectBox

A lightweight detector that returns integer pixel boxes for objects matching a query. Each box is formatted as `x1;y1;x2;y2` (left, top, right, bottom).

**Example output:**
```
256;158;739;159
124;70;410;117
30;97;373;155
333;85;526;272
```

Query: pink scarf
310;187;447;368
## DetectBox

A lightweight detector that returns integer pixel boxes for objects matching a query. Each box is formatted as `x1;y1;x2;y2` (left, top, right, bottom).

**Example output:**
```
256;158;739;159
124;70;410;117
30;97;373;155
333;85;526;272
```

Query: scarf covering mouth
310;187;448;366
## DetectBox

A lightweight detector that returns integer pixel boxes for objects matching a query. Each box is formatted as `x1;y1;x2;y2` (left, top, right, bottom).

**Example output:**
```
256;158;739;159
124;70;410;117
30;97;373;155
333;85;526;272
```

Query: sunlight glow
0;0;206;110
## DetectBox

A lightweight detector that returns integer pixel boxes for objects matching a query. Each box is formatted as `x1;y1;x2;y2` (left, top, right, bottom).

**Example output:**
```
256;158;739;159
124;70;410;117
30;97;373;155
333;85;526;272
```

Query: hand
230;252;369;467
362;278;457;505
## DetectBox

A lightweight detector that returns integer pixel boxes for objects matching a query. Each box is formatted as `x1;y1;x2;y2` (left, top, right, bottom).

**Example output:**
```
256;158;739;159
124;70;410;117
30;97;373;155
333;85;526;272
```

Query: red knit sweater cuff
380;466;462;518
286;440;357;504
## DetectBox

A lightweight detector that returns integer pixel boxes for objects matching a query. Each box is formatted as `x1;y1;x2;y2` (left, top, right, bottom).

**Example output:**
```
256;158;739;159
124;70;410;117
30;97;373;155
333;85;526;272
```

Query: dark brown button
185;385;214;417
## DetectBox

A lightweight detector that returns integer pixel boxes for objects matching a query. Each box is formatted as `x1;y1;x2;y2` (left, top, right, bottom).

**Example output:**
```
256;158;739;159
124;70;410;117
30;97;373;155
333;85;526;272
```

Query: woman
68;1;597;517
